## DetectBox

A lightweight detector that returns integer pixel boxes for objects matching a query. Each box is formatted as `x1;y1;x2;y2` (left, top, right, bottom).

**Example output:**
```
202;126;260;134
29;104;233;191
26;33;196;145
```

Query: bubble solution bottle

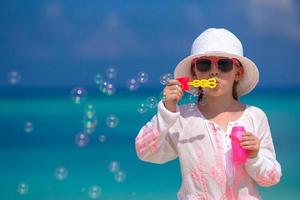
231;126;247;164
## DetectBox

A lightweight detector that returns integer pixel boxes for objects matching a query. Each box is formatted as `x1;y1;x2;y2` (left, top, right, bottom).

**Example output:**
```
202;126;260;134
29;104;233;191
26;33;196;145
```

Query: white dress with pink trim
135;101;281;200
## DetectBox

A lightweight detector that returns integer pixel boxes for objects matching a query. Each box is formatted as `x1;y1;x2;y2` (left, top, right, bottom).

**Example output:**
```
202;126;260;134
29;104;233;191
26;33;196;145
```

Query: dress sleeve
135;101;181;164
244;110;282;187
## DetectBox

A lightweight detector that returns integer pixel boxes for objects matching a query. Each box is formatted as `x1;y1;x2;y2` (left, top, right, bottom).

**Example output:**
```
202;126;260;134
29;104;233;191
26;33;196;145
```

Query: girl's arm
135;101;180;164
244;111;282;186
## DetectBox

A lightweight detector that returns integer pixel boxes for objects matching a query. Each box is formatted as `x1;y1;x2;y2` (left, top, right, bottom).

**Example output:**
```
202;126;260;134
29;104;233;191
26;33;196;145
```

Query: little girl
135;28;281;200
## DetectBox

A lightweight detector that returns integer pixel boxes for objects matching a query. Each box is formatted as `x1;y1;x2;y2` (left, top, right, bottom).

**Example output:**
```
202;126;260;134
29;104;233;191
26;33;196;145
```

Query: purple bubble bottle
231;126;247;164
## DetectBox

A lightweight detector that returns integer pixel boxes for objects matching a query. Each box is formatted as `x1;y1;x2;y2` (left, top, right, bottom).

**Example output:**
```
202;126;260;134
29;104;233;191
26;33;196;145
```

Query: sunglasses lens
218;59;233;72
195;59;211;72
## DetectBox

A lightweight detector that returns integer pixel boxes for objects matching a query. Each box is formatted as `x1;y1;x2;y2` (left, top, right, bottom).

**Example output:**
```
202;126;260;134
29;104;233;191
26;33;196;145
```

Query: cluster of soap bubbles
109;161;126;183
75;104;99;147
127;71;149;91
135;73;181;114
98;80;116;96
83;104;98;134
75;106;119;147
185;93;198;110
52;166;103;199
137;96;159;114
74;106;120;148
17;68;157;197
167;91;198;111
158;73;200;110
94;67;117;96
54;166;68;181
159;73;173;85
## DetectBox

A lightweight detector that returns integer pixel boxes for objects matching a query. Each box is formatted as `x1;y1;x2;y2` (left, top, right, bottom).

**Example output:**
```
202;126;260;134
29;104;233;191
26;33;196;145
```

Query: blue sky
0;0;299;89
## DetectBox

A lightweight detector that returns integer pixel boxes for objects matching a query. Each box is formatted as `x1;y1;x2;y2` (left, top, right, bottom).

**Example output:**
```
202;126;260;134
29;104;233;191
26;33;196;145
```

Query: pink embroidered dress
135;101;281;200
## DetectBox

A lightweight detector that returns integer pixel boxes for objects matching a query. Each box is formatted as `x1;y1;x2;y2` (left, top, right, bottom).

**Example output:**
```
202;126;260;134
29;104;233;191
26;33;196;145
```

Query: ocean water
0;88;299;200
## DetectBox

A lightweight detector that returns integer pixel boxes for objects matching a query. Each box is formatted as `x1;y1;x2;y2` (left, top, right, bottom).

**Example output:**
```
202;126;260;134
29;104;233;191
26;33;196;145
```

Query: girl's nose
210;63;219;77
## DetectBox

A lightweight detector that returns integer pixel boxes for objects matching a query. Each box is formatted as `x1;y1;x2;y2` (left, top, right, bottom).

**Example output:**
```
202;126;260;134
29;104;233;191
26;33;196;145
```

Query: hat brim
174;51;259;96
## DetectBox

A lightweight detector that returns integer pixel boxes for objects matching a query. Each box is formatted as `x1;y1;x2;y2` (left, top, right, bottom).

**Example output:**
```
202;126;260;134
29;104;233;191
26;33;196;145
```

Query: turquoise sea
0;87;299;200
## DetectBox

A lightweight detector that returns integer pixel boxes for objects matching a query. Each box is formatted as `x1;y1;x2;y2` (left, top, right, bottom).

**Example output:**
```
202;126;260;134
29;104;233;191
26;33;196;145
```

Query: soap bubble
187;102;197;111
115;170;126;183
187;93;197;102
137;102;147;114
71;87;87;104
83;115;98;130
24;121;34;133
160;73;173;85
75;132;89;147
99;81;116;96
106;67;117;79
190;88;200;97
109;161;120;172
8;70;21;85
99;81;109;94
98;134;107;143
127;78;139;91
94;73;104;85
88;185;102;199
84;104;96;118
83;104;97;134
145;96;158;109
17;182;28;195
54;166;68;180
137;71;148;83
106;83;116;96
106;114;119;128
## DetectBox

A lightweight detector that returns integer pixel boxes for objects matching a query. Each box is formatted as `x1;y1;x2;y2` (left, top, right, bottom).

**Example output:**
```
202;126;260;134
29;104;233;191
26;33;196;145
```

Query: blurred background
0;0;299;199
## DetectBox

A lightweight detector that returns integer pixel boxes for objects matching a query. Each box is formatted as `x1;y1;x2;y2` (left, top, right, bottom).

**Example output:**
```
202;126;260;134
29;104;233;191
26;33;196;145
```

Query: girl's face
191;56;244;97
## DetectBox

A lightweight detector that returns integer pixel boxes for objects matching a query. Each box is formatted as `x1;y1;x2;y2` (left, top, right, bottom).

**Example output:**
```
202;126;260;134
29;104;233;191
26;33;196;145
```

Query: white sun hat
174;28;259;96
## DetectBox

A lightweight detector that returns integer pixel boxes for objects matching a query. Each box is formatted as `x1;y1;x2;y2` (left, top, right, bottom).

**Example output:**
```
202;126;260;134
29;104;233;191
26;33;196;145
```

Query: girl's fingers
164;85;183;97
241;136;256;142
240;140;257;147
241;133;257;142
242;146;257;150
169;84;183;93
166;79;181;86
164;91;183;101
169;93;183;101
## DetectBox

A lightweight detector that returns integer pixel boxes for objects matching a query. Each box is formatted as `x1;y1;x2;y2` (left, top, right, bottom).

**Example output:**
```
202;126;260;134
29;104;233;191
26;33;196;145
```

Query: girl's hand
163;80;183;112
240;132;260;158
